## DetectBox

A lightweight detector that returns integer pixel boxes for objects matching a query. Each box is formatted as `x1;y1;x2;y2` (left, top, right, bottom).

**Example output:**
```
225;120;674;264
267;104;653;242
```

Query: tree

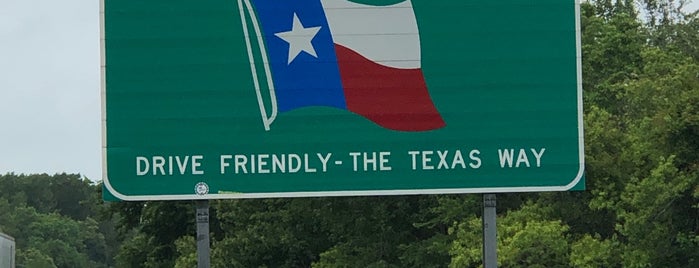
569;235;621;268
17;248;57;268
0;174;113;268
450;202;570;268
111;201;194;268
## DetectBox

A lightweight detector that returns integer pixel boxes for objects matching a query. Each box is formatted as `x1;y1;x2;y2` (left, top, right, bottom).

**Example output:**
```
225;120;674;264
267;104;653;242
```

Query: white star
274;13;322;65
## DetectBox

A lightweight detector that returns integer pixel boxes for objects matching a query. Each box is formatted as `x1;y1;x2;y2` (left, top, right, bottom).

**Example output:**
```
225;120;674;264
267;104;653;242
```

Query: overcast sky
1;0;100;180
0;1;698;182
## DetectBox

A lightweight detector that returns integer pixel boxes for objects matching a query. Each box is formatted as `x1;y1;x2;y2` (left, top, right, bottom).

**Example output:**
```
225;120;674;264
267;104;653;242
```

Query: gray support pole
196;200;211;268
483;194;497;268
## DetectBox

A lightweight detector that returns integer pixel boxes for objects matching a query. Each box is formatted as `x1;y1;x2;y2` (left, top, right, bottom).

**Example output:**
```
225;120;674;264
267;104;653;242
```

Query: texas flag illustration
237;0;446;131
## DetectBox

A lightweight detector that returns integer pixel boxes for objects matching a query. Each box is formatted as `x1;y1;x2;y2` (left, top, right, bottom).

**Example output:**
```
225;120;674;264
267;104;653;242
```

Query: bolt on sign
102;0;584;201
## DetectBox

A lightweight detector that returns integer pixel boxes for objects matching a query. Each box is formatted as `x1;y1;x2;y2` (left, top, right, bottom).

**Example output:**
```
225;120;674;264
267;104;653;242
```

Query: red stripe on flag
335;44;446;131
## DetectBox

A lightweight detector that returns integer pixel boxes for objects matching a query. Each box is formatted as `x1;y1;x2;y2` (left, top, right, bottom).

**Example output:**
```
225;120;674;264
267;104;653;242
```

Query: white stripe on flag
321;0;421;69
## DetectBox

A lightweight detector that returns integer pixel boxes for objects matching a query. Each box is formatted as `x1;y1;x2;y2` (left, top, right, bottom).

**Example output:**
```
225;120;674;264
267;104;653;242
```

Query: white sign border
100;0;585;201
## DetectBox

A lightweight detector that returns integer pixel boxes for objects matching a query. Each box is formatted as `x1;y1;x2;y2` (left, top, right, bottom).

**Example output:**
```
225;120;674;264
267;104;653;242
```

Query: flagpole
237;0;278;131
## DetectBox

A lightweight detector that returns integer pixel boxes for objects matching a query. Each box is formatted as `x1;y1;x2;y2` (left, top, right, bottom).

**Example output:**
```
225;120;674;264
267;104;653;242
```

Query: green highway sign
102;0;584;201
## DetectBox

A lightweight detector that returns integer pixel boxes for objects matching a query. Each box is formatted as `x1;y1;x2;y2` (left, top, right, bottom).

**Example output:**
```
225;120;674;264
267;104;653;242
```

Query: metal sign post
483;194;497;268
196;200;210;268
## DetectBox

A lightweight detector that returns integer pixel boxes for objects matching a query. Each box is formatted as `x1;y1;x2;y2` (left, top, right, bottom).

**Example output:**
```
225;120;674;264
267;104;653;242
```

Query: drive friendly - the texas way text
134;148;546;176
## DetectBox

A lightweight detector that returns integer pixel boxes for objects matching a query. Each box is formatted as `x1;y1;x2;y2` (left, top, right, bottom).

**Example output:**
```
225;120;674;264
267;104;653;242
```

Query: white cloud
685;0;699;13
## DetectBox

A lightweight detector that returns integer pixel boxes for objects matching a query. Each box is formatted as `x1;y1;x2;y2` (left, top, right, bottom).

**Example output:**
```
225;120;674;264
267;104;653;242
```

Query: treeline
2;0;699;267
0;173;117;268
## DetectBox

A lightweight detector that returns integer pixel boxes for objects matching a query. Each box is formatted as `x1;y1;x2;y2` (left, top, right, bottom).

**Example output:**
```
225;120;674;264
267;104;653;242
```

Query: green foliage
0;174;113;268
17;248;57;268
174;236;197;268
582;1;645;112
569;235;621;268
210;198;333;267
0;173;96;220
312;196;434;267
115;233;150;268
447;216;483;267
617;157;695;267
450;202;570;268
